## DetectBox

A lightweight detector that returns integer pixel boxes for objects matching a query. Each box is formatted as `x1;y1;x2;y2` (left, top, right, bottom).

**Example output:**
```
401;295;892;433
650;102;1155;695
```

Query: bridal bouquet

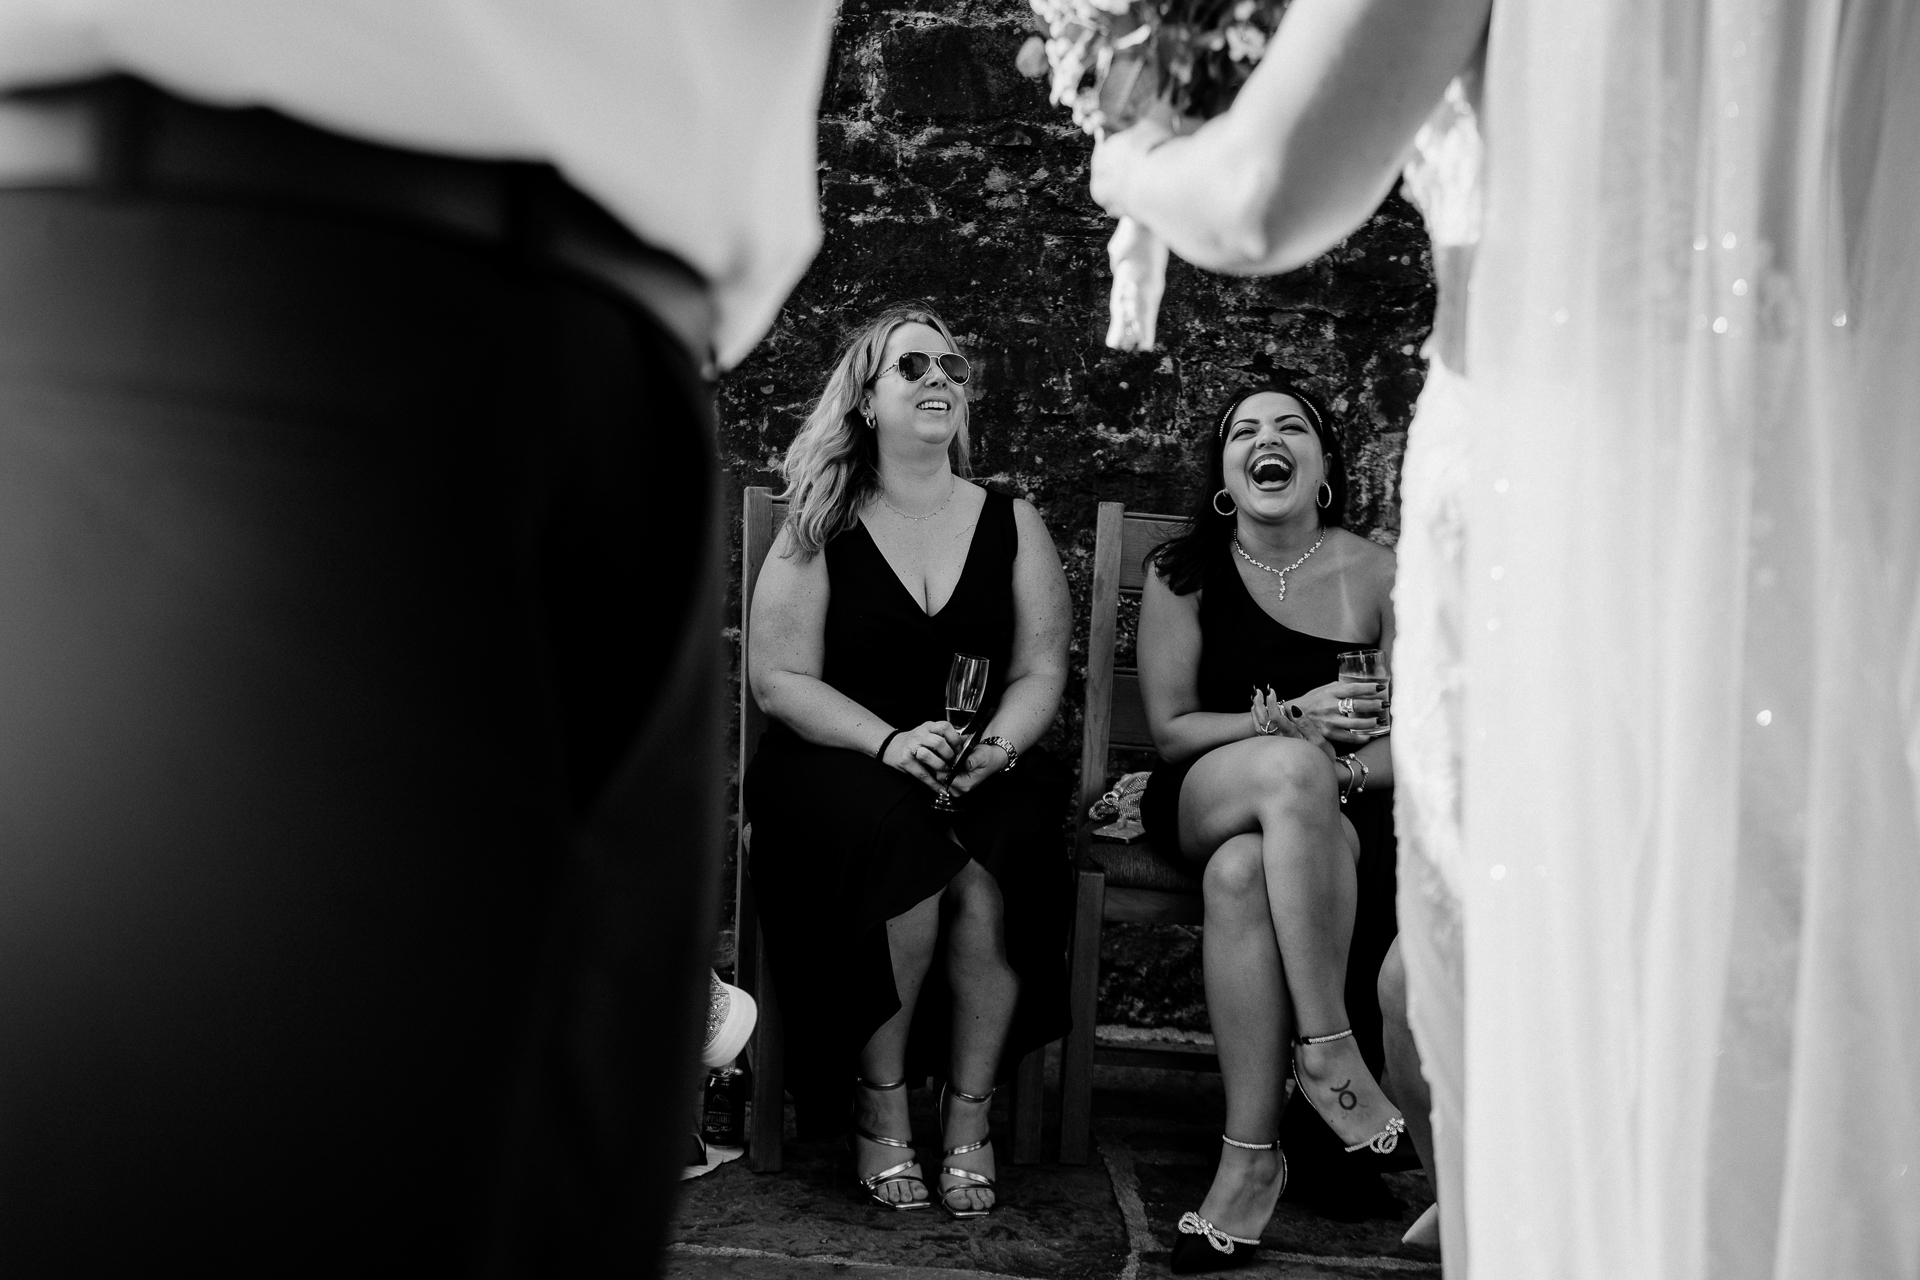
1026;0;1290;348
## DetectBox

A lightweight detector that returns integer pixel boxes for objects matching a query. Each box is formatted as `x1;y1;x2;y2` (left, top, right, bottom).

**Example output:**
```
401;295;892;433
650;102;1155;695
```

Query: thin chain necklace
1233;528;1325;603
878;474;957;522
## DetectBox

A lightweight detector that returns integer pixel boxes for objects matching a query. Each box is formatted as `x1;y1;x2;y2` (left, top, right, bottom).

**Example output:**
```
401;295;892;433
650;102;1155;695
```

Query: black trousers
0;179;722;1273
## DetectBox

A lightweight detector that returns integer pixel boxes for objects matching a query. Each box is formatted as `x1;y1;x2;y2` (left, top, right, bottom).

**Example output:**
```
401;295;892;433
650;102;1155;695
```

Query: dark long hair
1149;383;1347;595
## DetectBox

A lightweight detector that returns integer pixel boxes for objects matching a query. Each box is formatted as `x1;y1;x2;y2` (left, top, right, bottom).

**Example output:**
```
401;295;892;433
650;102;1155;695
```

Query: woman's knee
1201;835;1267;909
945;862;1005;936
1249;736;1338;815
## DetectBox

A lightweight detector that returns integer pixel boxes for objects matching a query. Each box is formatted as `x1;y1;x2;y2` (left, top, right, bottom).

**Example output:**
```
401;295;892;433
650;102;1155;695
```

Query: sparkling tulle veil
1455;2;1920;1276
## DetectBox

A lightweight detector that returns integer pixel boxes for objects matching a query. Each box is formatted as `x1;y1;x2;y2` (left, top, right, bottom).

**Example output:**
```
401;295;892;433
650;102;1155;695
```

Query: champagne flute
1337;648;1391;738
932;653;990;813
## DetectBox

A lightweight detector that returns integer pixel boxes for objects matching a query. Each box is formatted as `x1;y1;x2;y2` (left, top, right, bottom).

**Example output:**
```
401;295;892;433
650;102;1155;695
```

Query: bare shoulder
1329;527;1396;594
1007;493;1061;550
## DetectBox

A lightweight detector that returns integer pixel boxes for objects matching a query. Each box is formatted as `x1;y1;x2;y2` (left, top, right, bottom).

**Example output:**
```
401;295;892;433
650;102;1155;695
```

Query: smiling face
864;321;966;454
1219;390;1326;524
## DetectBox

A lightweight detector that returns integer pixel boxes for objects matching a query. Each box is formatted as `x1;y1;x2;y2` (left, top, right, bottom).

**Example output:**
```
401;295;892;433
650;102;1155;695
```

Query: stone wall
718;0;1435;1031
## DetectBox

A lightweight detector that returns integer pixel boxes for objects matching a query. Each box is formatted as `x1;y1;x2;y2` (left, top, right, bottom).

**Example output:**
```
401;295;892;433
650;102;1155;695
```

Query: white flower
1224;23;1267;62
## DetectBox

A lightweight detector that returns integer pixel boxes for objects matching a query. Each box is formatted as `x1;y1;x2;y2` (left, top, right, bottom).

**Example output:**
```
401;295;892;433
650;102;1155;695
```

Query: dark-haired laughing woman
1137;386;1405;1272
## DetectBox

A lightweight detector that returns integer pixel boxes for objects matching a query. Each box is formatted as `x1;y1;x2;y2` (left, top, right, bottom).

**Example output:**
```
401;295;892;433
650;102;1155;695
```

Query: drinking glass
1336;648;1391;738
932;653;990;813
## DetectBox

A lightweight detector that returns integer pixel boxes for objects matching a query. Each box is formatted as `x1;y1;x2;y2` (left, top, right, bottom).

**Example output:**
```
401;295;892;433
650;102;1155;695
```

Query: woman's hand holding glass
1250;683;1381;758
944;739;1009;798
881;721;965;793
1288;679;1389;745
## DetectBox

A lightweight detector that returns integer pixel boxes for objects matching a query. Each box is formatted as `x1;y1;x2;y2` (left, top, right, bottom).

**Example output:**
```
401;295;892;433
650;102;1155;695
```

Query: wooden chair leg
1010;1044;1046;1164
746;922;785;1172
1059;868;1106;1165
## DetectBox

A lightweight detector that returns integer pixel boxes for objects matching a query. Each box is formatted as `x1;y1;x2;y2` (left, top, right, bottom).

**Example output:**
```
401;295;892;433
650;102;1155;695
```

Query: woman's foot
938;1086;997;1216
1195;1138;1286;1243
1292;1030;1406;1154
853;1079;929;1208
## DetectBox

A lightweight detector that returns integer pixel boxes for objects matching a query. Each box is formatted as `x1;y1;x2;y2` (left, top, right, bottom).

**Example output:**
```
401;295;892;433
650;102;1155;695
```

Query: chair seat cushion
1083;831;1202;894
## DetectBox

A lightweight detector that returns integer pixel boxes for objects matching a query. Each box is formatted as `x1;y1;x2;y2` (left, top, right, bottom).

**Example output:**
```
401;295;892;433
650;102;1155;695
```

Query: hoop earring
862;405;875;429
1212;488;1237;516
1317;481;1333;509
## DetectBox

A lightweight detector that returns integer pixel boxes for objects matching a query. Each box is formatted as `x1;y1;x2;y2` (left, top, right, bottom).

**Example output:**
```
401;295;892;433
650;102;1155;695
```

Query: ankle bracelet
1221;1133;1276;1150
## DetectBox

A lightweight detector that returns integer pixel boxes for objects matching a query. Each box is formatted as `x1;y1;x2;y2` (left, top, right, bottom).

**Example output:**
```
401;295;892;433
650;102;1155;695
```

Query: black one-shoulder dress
1139;548;1400;1202
746;490;1072;1133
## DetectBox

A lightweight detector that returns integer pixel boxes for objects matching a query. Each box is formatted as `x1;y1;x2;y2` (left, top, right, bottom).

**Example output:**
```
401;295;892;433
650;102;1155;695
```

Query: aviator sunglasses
878;350;972;385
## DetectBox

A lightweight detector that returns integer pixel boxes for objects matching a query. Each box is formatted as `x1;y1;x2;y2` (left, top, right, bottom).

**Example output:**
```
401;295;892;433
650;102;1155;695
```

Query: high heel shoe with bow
1291;1028;1406;1154
1168;1134;1287;1274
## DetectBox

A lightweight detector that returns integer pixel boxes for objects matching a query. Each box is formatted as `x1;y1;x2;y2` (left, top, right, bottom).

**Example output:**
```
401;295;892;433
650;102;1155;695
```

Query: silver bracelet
1337;754;1357;805
980;734;1019;771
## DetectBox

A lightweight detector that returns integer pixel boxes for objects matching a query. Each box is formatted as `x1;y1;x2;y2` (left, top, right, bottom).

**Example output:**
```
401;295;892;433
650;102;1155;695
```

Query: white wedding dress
1393;3;1920;1277
1393;67;1483;1280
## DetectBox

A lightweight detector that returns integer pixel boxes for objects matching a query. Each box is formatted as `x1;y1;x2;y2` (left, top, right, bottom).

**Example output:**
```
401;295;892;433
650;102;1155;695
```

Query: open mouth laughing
1249;451;1294;489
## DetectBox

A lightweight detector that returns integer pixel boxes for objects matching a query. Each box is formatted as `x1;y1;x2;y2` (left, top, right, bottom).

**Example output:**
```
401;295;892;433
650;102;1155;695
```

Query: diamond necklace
1233;529;1325;603
878;474;957;522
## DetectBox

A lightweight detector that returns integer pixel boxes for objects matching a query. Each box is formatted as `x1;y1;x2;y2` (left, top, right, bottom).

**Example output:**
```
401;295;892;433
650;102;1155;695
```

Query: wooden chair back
1075;502;1187;824
734;486;787;1171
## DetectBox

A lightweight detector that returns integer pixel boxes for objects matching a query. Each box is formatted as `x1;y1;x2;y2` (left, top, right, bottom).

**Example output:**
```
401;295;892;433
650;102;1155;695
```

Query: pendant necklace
879;474;957;522
1233;528;1325;603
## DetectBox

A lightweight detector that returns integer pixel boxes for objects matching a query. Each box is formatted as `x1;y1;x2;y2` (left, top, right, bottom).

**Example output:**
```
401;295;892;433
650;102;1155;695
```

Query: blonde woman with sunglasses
746;305;1074;1218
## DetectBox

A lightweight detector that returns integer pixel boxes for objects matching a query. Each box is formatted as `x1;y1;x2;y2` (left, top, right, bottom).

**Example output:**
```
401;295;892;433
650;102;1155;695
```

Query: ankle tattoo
1333;1079;1358;1111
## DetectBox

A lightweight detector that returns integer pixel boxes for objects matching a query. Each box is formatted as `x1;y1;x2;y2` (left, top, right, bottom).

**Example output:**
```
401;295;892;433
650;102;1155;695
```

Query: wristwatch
979;735;1019;772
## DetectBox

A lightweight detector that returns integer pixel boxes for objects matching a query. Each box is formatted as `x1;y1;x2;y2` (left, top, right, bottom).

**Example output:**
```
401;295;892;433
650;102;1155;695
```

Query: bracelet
1351;753;1370;797
874;728;903;761
1337;755;1358;805
980;734;1019;772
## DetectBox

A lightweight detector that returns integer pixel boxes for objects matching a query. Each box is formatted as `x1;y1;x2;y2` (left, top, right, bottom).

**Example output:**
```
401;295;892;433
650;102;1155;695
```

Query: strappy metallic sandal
852;1077;932;1211
1168;1135;1286;1274
937;1083;998;1219
1291;1028;1407;1154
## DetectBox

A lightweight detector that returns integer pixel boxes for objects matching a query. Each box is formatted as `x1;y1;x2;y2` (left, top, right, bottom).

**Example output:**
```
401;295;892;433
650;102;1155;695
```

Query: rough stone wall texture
719;1;1434;1031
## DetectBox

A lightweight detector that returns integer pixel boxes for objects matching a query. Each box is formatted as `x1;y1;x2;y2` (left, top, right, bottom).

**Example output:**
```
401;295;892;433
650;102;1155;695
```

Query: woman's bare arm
747;527;899;756
1138;570;1261;764
1089;0;1491;274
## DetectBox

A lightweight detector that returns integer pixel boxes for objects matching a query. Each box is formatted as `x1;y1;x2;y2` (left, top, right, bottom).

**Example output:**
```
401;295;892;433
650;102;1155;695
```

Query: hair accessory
1212;488;1237;516
1217;387;1325;439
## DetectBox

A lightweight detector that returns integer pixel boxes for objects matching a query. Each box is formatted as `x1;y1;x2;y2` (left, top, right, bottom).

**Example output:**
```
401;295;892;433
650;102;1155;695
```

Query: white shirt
0;1;838;369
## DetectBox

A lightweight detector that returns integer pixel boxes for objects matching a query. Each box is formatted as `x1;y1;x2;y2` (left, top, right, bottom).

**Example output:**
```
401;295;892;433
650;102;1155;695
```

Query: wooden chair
732;486;1047;1171
1058;503;1219;1164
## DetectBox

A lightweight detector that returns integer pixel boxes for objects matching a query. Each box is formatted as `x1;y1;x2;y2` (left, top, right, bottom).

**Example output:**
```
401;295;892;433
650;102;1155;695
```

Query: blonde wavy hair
778;304;973;559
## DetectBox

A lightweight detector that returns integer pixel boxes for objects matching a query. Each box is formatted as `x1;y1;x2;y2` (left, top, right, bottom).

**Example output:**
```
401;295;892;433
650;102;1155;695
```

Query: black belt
0;77;716;371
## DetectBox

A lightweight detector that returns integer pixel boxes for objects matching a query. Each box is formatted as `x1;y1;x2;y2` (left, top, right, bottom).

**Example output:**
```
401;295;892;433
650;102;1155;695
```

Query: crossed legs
853;858;1015;1213
1180;735;1404;1240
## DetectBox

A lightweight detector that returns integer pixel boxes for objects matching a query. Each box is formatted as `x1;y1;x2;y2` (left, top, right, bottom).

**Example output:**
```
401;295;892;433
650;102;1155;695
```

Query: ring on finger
1338;697;1354;716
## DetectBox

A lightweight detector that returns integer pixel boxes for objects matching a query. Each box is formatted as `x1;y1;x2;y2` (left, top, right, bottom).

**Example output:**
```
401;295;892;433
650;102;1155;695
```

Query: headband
1216;388;1325;440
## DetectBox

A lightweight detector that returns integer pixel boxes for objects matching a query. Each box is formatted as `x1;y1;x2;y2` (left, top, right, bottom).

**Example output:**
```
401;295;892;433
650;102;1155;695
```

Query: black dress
746;490;1073;1133
1138;548;1401;1205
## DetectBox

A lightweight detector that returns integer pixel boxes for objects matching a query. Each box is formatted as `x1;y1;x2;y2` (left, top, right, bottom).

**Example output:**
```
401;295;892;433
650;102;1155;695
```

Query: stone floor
666;1063;1439;1280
